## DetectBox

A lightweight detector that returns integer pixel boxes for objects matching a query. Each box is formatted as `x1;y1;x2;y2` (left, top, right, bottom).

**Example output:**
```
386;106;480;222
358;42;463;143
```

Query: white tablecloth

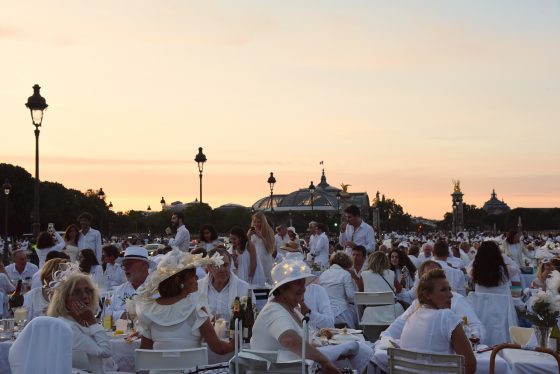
500;348;559;374
0;341;11;374
371;345;512;374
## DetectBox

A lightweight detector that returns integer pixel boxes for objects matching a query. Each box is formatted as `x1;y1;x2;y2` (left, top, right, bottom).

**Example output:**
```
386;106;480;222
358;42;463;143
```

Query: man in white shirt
311;223;330;268
274;224;290;259
350;245;367;291
300;282;334;330
307;221;318;254
77;212;103;263
6;250;38;285
167;212;191;252
110;246;155;321
198;247;255;321
432;241;467;296
339;205;376;253
417;242;433;263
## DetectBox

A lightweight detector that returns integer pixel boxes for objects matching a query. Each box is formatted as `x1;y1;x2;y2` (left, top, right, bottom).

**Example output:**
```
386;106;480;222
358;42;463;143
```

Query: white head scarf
9;316;73;374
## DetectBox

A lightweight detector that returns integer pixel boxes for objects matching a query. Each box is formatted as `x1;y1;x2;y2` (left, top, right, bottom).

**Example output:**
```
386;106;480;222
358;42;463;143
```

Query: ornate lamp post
108;201;113;209
25;84;48;238
267;172;276;226
2;180;11;265
160;197;166;211
194;147;207;204
308;181;316;214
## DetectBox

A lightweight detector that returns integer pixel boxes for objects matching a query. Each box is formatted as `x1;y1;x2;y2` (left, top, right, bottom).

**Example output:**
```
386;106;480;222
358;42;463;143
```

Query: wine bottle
229;297;243;340
243;290;255;343
9;280;24;311
550;323;560;353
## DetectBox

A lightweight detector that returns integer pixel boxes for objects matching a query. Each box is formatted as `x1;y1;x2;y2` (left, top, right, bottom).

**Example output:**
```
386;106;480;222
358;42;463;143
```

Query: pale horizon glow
1;1;559;220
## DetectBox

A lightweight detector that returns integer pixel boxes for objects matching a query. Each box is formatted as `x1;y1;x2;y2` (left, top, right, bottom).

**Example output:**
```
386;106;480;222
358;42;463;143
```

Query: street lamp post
194;147;207;204
107;201;113;241
3;180;11;265
336;190;341;224
267;172;276;226
25;84;48;238
160;197;166;211
194;147;207;229
98;188;105;235
308;181;315;216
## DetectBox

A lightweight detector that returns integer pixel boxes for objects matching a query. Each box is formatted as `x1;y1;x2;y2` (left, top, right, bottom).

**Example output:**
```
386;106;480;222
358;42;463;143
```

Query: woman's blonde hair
40;258;68;287
47;272;99;318
251;212;275;254
416;268;447;306
367;252;389;274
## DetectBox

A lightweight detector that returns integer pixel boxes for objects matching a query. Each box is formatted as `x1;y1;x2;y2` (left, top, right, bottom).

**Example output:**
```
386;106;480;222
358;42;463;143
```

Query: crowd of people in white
1;205;560;374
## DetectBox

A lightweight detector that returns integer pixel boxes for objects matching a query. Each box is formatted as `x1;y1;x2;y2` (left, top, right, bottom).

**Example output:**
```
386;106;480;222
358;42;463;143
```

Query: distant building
163;199;199;212
215;203;250;212
252;169;370;217
482;189;511;215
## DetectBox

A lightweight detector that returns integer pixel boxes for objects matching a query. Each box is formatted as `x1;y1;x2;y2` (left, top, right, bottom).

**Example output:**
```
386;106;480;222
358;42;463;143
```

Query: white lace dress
235;244;266;287
251;235;274;285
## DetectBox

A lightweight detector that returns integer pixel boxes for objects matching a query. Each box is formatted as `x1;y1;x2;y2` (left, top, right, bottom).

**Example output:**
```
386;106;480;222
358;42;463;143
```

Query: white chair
135;347;208;372
229;351;312;374
509;326;533;345
387;347;464;374
354;291;398;327
467;292;518;346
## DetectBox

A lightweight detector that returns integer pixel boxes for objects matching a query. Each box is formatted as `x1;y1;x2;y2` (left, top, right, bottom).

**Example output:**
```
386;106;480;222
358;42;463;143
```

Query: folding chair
354;291;398;327
387;347;464;374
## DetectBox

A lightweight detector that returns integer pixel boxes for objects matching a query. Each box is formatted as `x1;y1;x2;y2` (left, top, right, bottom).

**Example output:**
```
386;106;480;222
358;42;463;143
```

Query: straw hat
136;248;223;299
269;258;316;296
280;241;301;253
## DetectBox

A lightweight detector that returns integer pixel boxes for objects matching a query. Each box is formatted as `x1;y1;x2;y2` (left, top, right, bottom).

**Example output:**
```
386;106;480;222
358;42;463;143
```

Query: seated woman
319;252;359;328
400;269;476;374
389;249;416;290
78;249;105;288
102;245;126;289
531;258;554;290
135;248;235;360
251;258;372;374
24;258;67;321
361;252;405;325
47;264;112;374
381;261;485;343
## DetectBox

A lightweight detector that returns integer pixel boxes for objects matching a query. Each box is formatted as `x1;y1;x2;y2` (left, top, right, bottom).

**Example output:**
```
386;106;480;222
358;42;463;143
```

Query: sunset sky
1;1;559;220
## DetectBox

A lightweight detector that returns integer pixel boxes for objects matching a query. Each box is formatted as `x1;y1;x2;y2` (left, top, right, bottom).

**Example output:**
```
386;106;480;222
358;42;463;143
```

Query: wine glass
468;328;480;351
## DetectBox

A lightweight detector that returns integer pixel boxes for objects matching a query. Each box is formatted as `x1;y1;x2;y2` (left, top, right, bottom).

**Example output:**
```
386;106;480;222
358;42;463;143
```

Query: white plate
331;333;361;342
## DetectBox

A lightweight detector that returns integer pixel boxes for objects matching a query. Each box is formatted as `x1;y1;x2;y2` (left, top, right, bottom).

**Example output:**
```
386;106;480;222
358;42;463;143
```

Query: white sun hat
269;258;316;297
116;246;157;270
136;247;223;299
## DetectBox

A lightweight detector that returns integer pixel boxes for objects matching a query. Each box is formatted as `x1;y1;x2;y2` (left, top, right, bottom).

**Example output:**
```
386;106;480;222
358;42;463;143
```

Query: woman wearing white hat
251;258;373;373
134;248;236;368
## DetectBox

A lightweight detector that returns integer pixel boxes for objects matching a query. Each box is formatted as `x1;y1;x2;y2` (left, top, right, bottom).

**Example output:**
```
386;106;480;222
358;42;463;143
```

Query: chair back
135;347;208;371
509;326;533;345
489;343;560;374
467;292;518;346
229;351;311;374
387;347;464;374
355;291;395;307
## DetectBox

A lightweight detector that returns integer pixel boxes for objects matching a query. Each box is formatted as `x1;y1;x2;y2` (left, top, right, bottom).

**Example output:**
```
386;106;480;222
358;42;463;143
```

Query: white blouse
23;287;49;321
251;235;274;285
235;245;265;287
250;301;306;362
400;307;462;355
137;293;209;350
319;264;357;317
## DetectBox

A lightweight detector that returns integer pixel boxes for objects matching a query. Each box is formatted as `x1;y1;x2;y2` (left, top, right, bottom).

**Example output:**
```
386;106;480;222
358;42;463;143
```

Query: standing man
339;205;376;254
311;223;330;268
77;212;103;263
166;212;190;252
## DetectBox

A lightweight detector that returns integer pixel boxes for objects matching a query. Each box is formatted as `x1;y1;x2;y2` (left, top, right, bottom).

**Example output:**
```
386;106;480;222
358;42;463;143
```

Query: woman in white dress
248;212;275;285
47;266;112;374
251;258;372;374
63;224;81;263
229;227;265;287
24;258;67;321
78;249;105;289
101;245;126;289
361;252;404;325
504;230;525;267
319;252;359;328
198;224;220;252
400;268;476;374
135;248;235;373
470;241;513;295
35;231;65;268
